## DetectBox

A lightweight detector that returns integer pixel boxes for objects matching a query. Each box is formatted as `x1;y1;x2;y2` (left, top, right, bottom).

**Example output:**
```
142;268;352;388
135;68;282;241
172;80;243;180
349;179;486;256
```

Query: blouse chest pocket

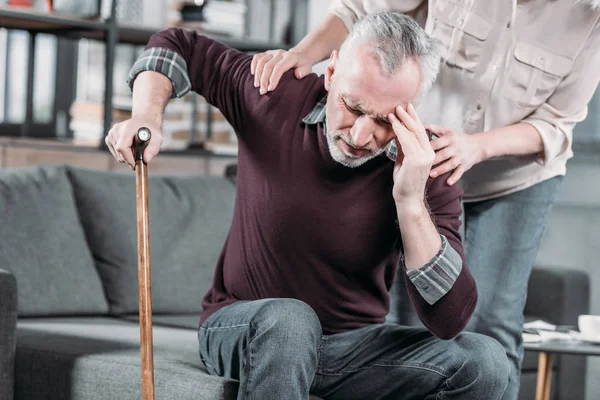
428;5;492;72
503;41;574;109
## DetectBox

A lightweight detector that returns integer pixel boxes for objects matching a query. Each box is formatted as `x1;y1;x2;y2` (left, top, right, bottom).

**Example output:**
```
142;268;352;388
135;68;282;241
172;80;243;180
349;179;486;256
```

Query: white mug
578;315;600;337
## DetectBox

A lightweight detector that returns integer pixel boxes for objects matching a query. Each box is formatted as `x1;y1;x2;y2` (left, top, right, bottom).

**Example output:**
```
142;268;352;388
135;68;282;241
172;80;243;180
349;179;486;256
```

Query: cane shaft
136;160;154;400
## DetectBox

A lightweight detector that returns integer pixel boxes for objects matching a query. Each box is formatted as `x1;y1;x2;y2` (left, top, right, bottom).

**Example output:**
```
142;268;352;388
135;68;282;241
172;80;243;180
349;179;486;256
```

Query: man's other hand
105;117;163;169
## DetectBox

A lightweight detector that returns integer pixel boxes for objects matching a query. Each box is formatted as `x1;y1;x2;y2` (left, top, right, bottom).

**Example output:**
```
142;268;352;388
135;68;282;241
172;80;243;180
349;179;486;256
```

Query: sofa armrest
525;266;590;327
0;268;17;400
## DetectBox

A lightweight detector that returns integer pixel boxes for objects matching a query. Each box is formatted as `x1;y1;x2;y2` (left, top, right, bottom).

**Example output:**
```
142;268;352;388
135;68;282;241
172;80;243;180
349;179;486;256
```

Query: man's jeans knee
449;333;510;398
198;299;321;400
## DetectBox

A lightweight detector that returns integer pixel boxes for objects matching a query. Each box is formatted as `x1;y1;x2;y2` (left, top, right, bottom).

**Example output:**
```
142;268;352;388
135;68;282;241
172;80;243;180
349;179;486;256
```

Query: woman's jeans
389;175;564;400
198;298;509;400
463;175;563;400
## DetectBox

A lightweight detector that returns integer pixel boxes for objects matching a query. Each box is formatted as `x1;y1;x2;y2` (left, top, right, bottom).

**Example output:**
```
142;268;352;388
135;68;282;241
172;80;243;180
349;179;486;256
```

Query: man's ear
324;50;339;91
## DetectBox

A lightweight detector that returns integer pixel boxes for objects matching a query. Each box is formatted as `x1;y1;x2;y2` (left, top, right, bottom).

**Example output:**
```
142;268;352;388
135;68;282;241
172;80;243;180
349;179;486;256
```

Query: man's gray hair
338;12;441;102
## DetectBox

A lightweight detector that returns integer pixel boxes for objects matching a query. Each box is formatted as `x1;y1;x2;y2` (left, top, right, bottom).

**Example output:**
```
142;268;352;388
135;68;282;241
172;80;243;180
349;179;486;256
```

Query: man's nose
351;116;375;148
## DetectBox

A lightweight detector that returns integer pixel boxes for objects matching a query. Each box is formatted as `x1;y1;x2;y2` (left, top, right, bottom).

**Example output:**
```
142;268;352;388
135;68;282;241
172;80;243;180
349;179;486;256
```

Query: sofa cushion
0;165;108;316
120;313;201;330
15;317;325;400
66;166;235;315
15;317;238;400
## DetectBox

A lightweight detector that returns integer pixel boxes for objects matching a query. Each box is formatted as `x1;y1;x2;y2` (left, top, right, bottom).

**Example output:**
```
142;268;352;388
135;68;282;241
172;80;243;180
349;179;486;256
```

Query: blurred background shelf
0;0;305;156
0;5;106;34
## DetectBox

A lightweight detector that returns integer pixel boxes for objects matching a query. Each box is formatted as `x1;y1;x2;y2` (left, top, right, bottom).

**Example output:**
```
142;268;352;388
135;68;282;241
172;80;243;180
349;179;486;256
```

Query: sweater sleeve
127;27;254;133
404;172;477;339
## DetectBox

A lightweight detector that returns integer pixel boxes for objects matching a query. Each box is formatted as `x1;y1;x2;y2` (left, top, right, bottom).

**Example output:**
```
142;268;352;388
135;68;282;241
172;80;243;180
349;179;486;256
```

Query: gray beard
325;132;385;168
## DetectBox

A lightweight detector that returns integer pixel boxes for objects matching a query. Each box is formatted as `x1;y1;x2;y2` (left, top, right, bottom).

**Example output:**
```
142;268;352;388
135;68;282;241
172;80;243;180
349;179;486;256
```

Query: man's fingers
111;132;124;163
395;105;420;135
111;133;125;163
106;121;162;169
447;164;464;186
388;112;418;153
115;133;135;168
105;132;120;162
396;104;430;150
406;103;430;148
143;137;162;164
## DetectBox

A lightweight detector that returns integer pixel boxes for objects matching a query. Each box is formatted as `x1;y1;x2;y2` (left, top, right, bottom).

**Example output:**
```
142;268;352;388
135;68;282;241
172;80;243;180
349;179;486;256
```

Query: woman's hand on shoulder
250;49;314;95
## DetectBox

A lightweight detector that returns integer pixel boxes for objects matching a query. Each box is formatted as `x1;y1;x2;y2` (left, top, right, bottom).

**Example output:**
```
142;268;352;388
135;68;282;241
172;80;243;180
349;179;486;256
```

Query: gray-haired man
108;12;509;400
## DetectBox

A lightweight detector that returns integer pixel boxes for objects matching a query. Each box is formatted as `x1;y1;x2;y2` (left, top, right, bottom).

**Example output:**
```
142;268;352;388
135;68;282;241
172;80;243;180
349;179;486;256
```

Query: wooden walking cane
133;127;155;400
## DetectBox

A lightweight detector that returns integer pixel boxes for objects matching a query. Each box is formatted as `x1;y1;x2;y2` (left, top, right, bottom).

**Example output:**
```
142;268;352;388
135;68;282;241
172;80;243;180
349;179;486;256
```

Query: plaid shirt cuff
126;47;192;98
404;235;462;305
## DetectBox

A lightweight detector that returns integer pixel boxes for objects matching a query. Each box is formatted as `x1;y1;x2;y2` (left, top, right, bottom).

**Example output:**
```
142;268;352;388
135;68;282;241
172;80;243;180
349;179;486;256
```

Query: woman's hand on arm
426;122;544;186
250;13;349;94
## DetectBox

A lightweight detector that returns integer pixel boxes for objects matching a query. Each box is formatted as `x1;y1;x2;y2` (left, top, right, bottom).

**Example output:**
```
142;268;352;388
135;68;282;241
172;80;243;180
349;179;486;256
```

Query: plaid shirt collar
302;96;327;125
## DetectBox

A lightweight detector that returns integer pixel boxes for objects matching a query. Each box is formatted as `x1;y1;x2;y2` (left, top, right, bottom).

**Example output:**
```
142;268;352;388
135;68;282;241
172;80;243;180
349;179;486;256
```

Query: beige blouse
329;0;600;201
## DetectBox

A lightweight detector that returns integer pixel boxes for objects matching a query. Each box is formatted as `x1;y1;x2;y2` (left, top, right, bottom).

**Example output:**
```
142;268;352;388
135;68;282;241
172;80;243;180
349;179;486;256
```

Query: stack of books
168;0;247;38
68;94;237;153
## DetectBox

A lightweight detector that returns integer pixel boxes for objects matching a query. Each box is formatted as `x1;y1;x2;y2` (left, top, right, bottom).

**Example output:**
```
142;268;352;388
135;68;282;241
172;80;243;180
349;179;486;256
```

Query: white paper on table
537;330;574;341
523;332;543;343
523;320;558;331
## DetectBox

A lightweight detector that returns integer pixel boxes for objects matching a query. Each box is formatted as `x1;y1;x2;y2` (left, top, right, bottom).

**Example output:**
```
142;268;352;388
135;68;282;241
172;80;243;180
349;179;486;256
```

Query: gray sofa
0;164;590;400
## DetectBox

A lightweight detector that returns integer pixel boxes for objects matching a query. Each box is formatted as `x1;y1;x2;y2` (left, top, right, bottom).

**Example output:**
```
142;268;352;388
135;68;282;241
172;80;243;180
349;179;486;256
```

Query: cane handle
133;127;152;162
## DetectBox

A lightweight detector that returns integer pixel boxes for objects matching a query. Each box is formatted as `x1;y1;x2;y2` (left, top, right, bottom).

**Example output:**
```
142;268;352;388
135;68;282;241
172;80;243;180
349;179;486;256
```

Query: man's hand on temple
105;117;163;169
388;103;435;209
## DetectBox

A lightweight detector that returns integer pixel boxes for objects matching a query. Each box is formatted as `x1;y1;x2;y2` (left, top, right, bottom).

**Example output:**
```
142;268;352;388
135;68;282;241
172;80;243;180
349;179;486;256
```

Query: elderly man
107;11;508;400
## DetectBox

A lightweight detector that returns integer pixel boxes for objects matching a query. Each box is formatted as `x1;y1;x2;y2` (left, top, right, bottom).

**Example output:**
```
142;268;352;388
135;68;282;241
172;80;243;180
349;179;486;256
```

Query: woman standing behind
251;1;600;399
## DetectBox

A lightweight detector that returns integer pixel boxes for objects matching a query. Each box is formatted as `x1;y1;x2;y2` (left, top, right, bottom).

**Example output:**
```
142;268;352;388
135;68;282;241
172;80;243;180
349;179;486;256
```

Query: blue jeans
198;298;509;400
462;176;564;400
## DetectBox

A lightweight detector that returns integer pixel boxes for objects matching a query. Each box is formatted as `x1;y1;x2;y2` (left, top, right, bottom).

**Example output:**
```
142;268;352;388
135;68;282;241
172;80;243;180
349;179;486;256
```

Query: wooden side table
524;339;600;400
534;351;553;400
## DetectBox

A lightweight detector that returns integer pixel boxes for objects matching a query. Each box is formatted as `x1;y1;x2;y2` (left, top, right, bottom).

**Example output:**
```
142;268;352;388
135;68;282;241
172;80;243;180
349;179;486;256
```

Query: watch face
138;128;151;141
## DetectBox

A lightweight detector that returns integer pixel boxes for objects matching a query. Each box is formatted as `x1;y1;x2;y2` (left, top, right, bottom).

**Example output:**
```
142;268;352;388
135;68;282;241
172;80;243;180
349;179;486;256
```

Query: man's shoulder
246;71;327;125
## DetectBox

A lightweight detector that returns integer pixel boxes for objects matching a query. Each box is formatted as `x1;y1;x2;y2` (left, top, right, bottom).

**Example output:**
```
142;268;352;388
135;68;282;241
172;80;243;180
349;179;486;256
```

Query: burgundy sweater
145;28;477;339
